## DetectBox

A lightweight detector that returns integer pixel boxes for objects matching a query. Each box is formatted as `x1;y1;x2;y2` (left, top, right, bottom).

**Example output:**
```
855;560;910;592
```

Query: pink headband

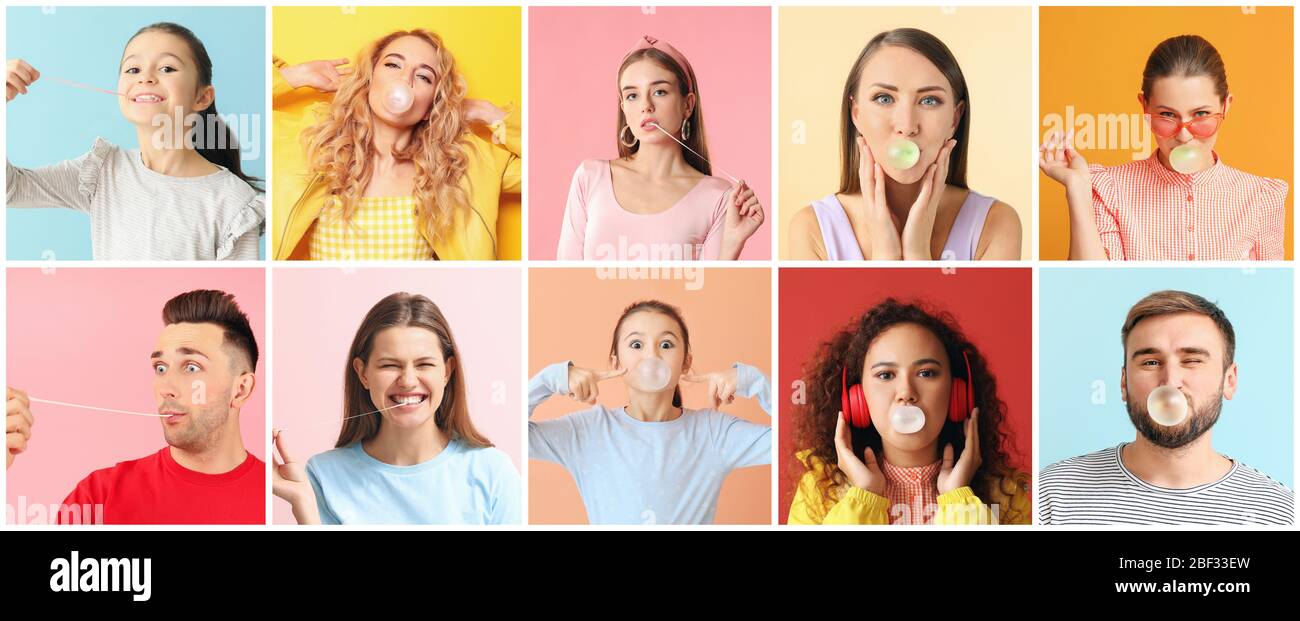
623;34;695;94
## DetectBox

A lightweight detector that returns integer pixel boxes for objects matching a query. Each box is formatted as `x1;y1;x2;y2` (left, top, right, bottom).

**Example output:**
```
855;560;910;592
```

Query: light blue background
5;6;265;259
1040;267;1293;487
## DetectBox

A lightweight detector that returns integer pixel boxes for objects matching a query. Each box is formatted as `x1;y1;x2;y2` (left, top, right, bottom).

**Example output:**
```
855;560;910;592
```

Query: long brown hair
615;48;711;175
838;28;970;194
1141;35;1229;103
793;298;1027;523
302;30;472;247
608;300;692;408
336;292;491;449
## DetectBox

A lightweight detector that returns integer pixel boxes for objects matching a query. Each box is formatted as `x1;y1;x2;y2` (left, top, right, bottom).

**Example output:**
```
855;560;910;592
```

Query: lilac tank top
809;190;997;260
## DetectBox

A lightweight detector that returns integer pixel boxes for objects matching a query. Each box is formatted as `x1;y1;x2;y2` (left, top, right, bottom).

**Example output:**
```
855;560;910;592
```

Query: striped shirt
881;458;941;525
1039;444;1294;525
6;137;264;260
310;195;434;260
1090;151;1287;260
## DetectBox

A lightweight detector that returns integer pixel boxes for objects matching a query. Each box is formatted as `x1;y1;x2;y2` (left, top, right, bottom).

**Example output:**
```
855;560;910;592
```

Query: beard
1126;385;1223;449
161;387;231;451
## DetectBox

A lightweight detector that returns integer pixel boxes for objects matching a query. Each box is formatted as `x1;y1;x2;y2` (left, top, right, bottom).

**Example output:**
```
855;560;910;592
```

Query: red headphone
840;350;974;429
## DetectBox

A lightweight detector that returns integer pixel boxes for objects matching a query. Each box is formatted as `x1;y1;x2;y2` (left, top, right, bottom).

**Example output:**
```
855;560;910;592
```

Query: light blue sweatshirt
528;361;772;524
306;438;522;525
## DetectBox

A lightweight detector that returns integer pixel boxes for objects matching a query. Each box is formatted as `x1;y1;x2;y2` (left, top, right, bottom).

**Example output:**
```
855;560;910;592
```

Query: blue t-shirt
528;361;772;525
306;438;521;525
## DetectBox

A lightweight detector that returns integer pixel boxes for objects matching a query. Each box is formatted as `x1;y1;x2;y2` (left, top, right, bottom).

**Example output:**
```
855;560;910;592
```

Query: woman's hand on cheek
901;138;955;260
682;367;739;410
566;364;627;406
280;58;352;93
850;135;904;260
835;416;885;496
937;407;981;494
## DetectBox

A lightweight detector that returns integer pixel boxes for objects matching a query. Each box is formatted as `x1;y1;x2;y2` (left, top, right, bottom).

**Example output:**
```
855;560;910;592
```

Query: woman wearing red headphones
787;298;1030;524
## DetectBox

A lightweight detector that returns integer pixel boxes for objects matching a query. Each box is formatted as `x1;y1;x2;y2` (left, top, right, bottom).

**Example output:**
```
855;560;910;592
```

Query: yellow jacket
270;58;522;260
787;450;1032;525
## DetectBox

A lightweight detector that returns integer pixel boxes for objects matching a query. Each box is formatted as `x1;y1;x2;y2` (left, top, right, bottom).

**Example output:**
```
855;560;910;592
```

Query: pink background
270;266;523;524
6;268;266;524
528;6;772;260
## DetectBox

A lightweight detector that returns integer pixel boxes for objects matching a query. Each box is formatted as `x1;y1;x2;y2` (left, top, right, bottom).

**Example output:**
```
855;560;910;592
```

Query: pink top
1089;151;1287;260
881;458;942;525
558;158;733;260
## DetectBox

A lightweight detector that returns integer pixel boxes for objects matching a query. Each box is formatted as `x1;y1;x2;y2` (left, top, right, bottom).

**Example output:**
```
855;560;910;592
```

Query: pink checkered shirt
1089;151;1288;260
882;459;942;525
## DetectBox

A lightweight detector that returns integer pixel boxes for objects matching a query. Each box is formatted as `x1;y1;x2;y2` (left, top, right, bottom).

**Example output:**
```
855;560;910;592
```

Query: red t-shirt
58;447;265;525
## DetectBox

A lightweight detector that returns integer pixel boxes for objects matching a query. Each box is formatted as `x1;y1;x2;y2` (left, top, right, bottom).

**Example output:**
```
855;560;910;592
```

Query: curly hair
793;298;1028;523
300;29;472;247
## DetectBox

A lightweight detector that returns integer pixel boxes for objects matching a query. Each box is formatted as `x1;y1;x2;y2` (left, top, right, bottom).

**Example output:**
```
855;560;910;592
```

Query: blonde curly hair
301;29;472;246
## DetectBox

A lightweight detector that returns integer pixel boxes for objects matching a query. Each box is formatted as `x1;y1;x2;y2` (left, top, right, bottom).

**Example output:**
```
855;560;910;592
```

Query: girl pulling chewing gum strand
6;22;265;260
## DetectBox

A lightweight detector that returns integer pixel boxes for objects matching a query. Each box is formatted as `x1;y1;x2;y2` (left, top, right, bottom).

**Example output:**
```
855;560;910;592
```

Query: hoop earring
680;118;691;141
619;125;639;148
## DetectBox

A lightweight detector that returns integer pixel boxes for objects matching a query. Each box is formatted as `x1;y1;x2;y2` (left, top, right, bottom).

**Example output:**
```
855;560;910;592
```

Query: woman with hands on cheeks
789;28;1021;261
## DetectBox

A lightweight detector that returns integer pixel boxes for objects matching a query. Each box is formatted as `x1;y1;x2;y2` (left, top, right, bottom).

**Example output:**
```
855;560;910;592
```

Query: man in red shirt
54;289;265;524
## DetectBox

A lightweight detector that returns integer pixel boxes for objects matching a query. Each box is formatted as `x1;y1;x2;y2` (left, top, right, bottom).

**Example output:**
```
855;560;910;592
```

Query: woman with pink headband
557;35;765;260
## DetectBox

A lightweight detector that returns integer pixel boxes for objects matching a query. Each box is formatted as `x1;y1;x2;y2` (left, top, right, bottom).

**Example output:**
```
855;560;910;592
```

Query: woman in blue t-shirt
273;292;521;524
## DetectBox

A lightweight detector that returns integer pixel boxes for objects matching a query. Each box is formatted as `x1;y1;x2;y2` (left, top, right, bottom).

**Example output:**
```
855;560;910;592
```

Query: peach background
1040;6;1294;260
528;6;772;260
528;267;771;524
778;6;1033;260
6;268;265;523
270;266;522;524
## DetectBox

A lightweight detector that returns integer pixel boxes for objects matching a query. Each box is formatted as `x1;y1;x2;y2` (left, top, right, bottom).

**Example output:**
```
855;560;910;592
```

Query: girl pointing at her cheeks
529;300;772;524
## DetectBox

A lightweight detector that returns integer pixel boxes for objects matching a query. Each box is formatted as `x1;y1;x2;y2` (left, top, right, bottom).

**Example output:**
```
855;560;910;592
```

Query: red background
777;267;1032;524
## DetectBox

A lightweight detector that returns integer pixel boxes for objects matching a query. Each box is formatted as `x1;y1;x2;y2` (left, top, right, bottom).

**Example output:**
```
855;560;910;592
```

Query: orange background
1039;6;1293;260
528;268;772;524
